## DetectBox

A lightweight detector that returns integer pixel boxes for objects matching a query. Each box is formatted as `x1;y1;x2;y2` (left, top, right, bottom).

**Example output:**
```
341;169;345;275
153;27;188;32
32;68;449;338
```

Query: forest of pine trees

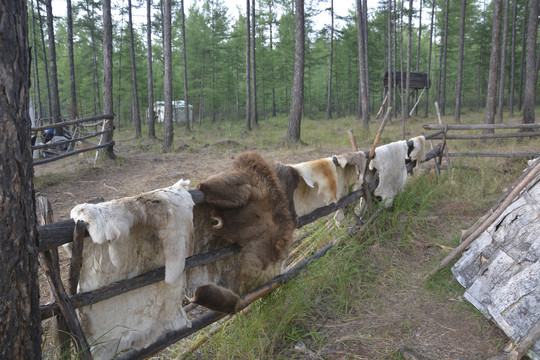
28;0;539;136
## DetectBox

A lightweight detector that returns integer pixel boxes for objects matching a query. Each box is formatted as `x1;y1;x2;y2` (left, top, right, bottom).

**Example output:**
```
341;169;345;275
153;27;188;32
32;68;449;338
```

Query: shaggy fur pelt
369;141;408;208
68;179;194;359
197;151;296;272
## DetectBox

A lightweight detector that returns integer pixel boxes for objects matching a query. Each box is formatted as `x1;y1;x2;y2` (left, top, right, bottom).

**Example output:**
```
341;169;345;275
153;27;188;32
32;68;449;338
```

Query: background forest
29;0;539;138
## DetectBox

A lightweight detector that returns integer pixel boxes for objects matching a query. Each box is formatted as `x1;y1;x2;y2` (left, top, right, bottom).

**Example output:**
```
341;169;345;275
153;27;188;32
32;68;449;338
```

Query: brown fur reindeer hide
190;151;296;313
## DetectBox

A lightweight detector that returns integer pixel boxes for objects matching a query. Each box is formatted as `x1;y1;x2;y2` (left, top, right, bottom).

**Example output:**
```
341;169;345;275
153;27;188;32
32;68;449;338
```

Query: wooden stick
375;92;389;120
347;129;359;152
366;107;392;167
486;319;540;360
424;123;540;130
447;152;540;158
428;160;540;277
428;131;540;140
40;251;93;360
68;220;86;296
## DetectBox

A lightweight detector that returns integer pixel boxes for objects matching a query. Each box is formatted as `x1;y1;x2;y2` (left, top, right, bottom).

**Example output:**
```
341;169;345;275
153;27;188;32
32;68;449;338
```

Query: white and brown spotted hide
288;152;366;217
369;140;408;207
68;180;194;359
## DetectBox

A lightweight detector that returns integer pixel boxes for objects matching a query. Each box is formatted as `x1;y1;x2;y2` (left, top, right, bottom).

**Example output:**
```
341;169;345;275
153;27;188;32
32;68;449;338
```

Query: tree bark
251;0;259;125
326;0;334;120
86;0;102;116
45;0;63;135
162;0;174;151
67;0;78;119
441;0;450;115
0;1;42;356
522;0;538;127
454;0;467;122
100;0;116;160
129;0;142;138
405;0;413;122
508;0;517;116
30;0;43;119
37;2;52;120
496;0;510;123
285;0;304;144
181;0;191;132
268;0;277;117
246;0;252;130
484;0;503;132
387;0;393;118
147;0;156;138
517;0;528;111
425;0;435;118
356;0;369;128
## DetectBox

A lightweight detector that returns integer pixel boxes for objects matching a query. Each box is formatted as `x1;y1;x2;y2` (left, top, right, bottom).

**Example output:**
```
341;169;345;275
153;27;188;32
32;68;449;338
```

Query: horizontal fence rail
32;114;114;132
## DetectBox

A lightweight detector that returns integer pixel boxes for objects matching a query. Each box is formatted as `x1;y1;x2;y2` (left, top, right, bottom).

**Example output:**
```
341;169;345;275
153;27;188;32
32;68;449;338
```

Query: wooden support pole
375;92;389;120
69;220;86;295
39;250;93;360
347;129;359;152
429;131;540;140
32;129;111;150
428;160;540;277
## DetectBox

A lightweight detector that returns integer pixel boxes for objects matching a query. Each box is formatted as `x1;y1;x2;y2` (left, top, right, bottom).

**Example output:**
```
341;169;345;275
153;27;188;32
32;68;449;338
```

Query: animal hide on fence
287;152;366;217
408;135;426;163
369;140;408;207
190;151;296;313
68;179;194;359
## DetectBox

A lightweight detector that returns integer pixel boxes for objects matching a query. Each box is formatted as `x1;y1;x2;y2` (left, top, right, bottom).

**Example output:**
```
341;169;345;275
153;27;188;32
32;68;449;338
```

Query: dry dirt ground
35;138;511;360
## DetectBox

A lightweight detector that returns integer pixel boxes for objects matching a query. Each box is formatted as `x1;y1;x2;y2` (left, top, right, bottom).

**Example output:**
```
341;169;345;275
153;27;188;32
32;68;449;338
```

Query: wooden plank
448;152;540;158
31;114;114;131
424;123;540;130
430;131;540;140
68;220;86;295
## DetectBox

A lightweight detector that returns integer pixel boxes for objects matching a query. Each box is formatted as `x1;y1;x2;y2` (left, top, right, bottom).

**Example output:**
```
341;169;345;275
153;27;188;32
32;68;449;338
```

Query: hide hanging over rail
68;180;194;359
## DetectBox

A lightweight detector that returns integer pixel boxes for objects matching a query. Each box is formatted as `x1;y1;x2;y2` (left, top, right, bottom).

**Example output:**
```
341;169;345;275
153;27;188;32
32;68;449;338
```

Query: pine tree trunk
147;0;156;138
415;0;422;116
363;0;370;113
67;0;78;119
509;0;517;116
30;0;43;119
387;0;393;118
496;0;510;123
285;0;304;144
251;0;258;125
356;0;369;128
326;0;334;120
425;0;435;118
86;0;102;116
181;0;191;132
45;0;63;135
441;0;450;115
0;1;42;356
405;0;413;123
269;0;276;118
517;0;528;111
37;3;52;120
455;0;467;122
101;0;116;159
522;0;538;126
162;0;174;150
484;0;503;131
129;0;142;138
246;0;252;130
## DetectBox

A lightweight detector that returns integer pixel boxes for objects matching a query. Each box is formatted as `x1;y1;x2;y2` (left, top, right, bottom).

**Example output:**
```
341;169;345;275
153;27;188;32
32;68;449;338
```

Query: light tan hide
408;135;426;163
369;140;408;208
68;180;194;359
289;152;366;217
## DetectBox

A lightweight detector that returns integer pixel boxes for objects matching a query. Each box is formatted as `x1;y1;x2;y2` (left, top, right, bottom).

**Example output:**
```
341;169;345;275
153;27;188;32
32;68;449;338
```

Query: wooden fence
424;123;540;159
37;138;443;359
32;114;114;166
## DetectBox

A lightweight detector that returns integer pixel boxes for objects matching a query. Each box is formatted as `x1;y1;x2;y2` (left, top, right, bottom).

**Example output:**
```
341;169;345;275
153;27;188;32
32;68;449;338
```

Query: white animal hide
369;141;408;207
408;136;426;163
69;179;194;359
